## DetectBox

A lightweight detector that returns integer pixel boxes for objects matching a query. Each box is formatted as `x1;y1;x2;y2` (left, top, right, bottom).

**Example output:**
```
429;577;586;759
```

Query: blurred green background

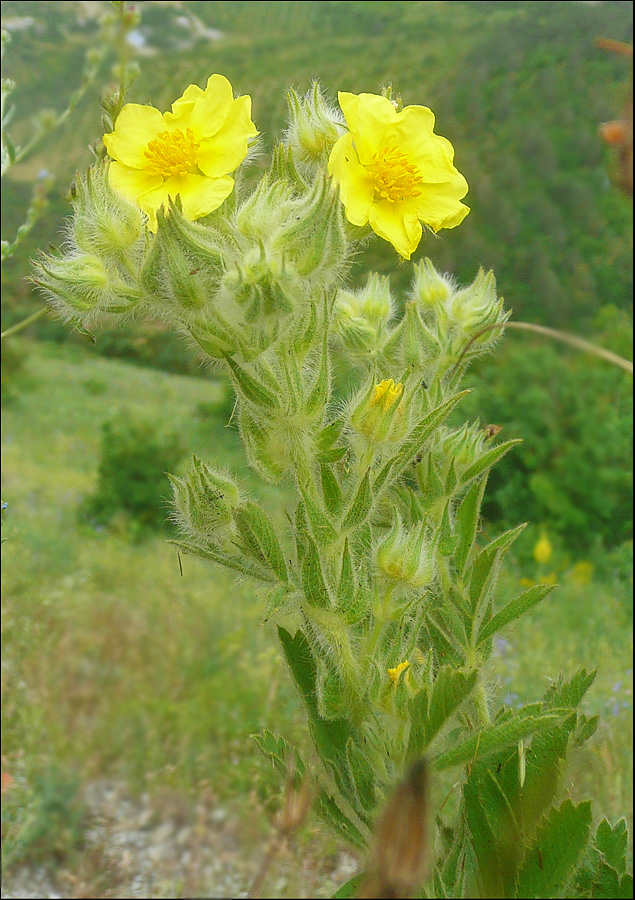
1;2;632;896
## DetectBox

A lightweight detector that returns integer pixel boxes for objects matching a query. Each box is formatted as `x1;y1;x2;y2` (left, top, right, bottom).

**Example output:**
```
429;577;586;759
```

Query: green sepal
234;501;288;582
342;469;372;532
223;352;279;409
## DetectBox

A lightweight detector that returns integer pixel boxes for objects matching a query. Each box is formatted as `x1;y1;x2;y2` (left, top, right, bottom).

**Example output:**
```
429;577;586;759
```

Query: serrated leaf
595;818;629;875
342;469;372;532
477;583;556;645
515;800;592;899
434;712;565;770
543;668;597;710
462;438;522;483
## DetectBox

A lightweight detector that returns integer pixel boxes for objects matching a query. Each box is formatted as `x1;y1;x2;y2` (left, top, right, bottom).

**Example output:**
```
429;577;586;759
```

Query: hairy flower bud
334;273;394;358
170;456;241;543
376;518;435;589
33;249;141;325
449;267;506;336
72;163;143;260
350;377;407;443
285;82;345;168
411;258;455;312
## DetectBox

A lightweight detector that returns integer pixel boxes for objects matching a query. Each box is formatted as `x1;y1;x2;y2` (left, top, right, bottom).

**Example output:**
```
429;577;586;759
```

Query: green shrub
462;330;633;556
83;409;184;535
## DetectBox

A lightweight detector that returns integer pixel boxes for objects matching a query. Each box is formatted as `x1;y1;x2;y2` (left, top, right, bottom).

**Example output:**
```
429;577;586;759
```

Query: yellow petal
369;200;422;259
108;160;163;204
103;104;165;168
187;74;237;138
137;173;234;228
338;91;396;165
328;132;374;226
166;82;206;122
196;95;258;177
411;176;470;232
390;110;461;184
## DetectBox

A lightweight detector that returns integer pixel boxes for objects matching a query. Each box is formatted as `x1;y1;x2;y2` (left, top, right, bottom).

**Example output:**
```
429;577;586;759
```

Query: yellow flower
533;534;553;565
370;378;404;413
328;91;469;259
388;660;411;686
103;74;258;231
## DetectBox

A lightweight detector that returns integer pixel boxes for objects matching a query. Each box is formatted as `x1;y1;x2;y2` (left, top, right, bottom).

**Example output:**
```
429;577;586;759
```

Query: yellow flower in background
388;660;411;686
103;74;258;231
328;91;469;259
533;534;553;565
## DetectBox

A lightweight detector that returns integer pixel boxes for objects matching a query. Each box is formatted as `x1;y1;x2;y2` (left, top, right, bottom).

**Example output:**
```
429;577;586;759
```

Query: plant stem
1;307;48;340
454;321;633;374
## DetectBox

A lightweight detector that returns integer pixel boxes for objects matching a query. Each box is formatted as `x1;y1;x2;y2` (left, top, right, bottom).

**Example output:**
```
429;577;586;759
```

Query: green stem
454;321;633;374
473;683;490;728
1;306;48;340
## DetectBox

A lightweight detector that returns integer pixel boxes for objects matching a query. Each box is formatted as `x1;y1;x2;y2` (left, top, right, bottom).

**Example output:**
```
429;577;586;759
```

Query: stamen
367;144;422;202
144;128;201;178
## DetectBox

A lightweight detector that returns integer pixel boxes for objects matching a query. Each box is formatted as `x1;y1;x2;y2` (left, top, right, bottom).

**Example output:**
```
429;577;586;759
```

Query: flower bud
73;164;143;260
33;249;141;324
376;518;435;589
411;258;455;311
170;456;241;543
448;267;507;336
350;377;407;443
284;82;345;168
334;273;393;358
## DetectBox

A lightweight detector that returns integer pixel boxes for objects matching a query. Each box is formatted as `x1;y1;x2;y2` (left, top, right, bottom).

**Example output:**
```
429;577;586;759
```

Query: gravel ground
1;781;358;899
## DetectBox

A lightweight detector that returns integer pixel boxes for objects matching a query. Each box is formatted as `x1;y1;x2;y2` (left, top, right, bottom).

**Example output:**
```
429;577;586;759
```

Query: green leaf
592;864;633;899
301;489;338;545
234;501;288;582
301;535;331;606
306;328;331;416
222;352;278;408
316;419;344;452
469;523;527;611
169;539;273;582
331;874;364;898
462;438;522;483
543;668;597;710
455;475;488;575
374;392;468;494
434;712;565;770
477;583;556;645
515;800;592;899
342;469;372;532
321;464;343;516
595;818;629;875
407;667;478;758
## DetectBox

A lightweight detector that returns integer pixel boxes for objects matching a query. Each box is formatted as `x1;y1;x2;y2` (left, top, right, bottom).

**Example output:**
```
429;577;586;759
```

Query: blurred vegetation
81;408;185;537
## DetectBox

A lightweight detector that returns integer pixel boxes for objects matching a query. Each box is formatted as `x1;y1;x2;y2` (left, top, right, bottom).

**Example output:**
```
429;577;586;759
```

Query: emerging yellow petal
103;74;258;229
388;660;410;686
329;90;469;257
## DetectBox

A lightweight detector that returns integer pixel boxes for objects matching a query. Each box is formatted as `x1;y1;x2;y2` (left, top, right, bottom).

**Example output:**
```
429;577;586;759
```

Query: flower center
367;144;422;202
144;128;201;178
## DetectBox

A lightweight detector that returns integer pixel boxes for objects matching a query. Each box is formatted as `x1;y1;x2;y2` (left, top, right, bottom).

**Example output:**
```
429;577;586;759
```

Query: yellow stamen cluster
368;144;422;203
388;660;411;686
370;378;404;412
144;128;201;178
